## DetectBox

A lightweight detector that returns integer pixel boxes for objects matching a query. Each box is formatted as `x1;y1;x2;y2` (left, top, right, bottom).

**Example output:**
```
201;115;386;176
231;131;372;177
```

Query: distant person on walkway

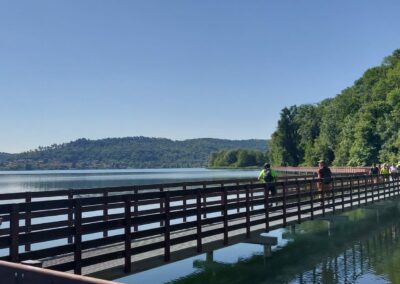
258;163;277;197
380;163;390;182
380;163;389;174
369;163;379;175
369;163;379;184
389;163;398;181
316;160;332;192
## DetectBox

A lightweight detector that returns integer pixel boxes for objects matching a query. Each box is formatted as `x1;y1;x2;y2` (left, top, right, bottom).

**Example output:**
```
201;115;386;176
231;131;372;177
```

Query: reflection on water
116;202;400;284
0;168;258;193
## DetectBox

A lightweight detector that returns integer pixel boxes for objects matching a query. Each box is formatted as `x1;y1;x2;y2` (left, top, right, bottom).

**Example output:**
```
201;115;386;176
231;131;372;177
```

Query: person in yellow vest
258;163;278;196
380;163;390;183
380;164;389;175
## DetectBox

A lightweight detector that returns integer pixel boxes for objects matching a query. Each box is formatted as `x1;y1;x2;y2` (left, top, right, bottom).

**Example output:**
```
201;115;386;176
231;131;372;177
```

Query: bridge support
263;245;272;258
206;251;213;263
243;235;277;246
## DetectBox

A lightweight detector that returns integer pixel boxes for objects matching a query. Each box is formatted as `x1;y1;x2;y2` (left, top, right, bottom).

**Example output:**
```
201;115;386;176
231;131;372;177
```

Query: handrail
0;260;117;283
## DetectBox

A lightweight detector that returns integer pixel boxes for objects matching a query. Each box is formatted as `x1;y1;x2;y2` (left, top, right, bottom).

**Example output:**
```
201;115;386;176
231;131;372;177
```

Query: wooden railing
0;174;396;276
0;176;317;238
0;260;117;283
274;166;369;175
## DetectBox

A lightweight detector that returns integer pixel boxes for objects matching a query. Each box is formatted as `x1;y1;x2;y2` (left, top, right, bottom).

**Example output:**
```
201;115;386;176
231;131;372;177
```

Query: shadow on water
116;201;400;284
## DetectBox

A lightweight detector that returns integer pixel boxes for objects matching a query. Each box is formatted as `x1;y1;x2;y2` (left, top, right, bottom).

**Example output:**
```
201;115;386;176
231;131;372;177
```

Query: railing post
202;184;207;218
390;176;394;198
160;186;165;227
310;180;314;220
264;184;270;232
296;180;301;224
10;204;19;263
350;177;353;210
373;176;377;203
103;191;108;238
133;188;139;232
382;174;386;200
183;184;187;222
397;173;400;196
283;182;287;227
164;191;171;261
364;176;368;205
222;186;228;246
25;192;32;252
74;200;82;275
321;182;325;217
251;181;254;210
236;182;240;213
68;190;74;244
357;177;361;207
124;195;132;273
332;179;335;215
245;185;250;238
340;178;344;211
196;189;202;253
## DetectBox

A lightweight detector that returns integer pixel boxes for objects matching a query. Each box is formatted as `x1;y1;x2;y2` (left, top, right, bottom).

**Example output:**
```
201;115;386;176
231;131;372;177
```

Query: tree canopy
268;49;400;167
208;149;266;168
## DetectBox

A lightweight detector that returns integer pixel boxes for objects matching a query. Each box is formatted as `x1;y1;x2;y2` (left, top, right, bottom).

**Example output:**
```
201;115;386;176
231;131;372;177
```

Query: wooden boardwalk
0;172;397;280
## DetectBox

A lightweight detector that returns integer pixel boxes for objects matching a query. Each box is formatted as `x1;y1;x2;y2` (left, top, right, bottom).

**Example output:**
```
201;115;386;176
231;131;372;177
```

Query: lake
0;168;259;193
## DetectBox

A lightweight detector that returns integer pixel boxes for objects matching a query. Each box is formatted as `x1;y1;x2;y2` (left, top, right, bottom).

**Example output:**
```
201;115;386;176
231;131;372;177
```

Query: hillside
0;137;267;170
0;153;14;163
268;49;400;166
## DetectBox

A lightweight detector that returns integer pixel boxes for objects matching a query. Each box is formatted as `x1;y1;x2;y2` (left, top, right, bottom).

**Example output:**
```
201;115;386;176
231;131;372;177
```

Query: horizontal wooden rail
0;260;116;284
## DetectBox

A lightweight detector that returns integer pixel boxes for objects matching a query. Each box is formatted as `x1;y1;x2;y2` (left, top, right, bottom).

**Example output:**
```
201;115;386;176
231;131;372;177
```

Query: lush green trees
268;49;400;167
268;106;301;166
208;149;266;168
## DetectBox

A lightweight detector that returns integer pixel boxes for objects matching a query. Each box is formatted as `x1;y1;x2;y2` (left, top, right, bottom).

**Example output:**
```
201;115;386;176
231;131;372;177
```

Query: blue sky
1;1;400;153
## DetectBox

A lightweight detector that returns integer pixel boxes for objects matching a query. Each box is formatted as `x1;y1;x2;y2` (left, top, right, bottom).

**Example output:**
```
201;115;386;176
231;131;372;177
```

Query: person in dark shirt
369;163;379;184
316;160;332;193
369;163;379;175
317;160;332;181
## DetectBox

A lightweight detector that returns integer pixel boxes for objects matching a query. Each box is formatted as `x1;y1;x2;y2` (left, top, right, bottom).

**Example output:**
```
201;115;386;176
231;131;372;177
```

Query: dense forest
208;149;266;168
0;137;267;170
268;49;400;167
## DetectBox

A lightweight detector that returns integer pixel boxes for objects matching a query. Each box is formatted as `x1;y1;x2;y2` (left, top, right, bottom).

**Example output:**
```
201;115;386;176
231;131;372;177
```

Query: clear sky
1;0;400;153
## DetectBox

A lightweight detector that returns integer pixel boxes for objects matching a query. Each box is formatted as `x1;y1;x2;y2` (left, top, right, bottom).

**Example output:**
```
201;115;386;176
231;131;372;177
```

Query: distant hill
0;152;14;163
0;137;267;170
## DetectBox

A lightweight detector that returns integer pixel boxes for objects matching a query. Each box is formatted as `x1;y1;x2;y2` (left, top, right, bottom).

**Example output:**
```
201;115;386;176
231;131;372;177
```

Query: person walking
369;163;379;184
389;163;398;181
316;160;332;205
258;163;278;198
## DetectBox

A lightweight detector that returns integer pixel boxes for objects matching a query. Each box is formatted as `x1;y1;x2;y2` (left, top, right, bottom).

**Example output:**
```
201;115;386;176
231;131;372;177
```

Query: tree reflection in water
170;203;400;284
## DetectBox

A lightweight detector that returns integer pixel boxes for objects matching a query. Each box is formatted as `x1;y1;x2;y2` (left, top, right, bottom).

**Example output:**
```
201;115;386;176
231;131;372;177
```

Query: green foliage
0;137;267;170
268;49;400;166
268;106;301;166
208;149;266;168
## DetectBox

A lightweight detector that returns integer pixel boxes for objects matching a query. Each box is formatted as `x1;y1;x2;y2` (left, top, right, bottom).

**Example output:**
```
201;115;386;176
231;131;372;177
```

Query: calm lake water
116;202;400;284
0;168;259;193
